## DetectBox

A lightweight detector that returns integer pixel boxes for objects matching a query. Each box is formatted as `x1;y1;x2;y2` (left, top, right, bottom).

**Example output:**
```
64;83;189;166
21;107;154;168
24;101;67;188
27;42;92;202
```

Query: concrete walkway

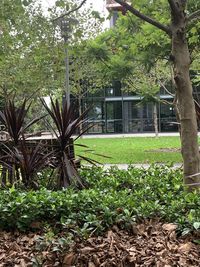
84;163;183;170
81;132;200;138
81;132;190;139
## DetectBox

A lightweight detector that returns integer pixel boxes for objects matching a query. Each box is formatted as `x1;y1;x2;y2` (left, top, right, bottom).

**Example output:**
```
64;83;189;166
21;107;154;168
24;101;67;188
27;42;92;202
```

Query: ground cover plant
0;165;200;265
0;165;199;233
75;137;183;164
0;165;200;266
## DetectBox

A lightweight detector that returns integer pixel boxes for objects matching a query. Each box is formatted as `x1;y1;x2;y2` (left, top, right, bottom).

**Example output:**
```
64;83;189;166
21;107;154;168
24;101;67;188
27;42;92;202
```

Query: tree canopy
0;0;104;102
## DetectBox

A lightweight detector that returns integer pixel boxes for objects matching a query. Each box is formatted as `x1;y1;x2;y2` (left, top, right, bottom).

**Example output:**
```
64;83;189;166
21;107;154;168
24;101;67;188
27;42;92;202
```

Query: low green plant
0;165;199;235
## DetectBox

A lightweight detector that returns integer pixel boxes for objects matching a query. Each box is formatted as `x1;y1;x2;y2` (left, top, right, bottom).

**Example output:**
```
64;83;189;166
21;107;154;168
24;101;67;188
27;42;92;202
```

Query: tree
0;0;58;100
86;17;176;136
0;0;104;127
113;0;200;190
125;64;169;137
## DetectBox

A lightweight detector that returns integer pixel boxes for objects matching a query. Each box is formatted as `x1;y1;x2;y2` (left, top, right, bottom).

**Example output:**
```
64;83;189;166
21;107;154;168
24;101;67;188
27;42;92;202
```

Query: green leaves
55;0;66;8
193;222;200;230
22;0;31;6
0;165;200;234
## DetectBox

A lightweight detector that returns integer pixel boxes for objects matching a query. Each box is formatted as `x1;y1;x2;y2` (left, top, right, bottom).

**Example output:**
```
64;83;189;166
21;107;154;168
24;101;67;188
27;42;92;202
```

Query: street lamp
58;17;79;107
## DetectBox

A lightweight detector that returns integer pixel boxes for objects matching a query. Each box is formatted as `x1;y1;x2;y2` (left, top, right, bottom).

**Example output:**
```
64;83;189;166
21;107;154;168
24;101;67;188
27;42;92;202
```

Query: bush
0;165;200;235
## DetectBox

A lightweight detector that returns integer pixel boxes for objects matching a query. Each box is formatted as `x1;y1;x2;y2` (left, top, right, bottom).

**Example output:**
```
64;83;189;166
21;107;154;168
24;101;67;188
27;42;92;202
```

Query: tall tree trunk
153;102;158;137
171;2;200;190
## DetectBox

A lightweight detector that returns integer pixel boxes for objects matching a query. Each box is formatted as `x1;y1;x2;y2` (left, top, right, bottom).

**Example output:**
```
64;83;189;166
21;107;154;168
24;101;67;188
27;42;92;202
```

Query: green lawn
75;136;183;164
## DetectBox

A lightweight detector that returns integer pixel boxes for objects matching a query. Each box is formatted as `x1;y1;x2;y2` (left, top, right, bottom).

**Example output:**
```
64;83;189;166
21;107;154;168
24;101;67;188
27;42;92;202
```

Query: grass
75;136;182;164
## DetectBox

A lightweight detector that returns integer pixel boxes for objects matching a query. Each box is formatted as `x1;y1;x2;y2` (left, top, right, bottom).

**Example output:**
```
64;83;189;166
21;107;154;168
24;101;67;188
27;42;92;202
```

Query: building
81;81;178;134
81;1;198;134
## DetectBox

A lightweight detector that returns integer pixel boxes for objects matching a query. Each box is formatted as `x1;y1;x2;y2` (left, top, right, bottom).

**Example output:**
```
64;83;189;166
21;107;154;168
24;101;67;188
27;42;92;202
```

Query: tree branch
114;0;171;36
187;10;200;23
158;80;175;97
168;0;179;15
53;0;87;22
161;99;173;105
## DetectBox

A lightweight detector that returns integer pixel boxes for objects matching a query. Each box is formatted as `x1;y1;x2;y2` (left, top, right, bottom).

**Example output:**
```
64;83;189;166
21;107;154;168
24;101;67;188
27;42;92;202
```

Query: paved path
26;131;200;140
83;163;183;170
81;133;181;139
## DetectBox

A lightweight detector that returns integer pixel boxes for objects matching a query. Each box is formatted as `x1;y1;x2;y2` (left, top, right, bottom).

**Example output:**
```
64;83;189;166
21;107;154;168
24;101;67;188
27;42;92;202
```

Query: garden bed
1;220;200;266
0;165;200;266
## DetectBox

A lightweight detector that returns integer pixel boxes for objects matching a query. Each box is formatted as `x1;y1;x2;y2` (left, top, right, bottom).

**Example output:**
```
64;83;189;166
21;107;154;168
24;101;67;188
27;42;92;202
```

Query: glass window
143;103;153;119
160;102;175;118
106;101;122;120
87;88;104;97
82;100;105;134
105;87;114;97
123;101;142;133
122;90;137;96
160;102;178;132
82;100;104;119
105;81;122;97
106;101;122;133
123;101;141;119
113;81;122;96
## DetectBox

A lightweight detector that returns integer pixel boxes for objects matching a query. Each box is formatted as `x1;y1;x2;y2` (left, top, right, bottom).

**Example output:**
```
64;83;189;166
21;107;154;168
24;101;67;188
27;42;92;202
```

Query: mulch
0;220;200;267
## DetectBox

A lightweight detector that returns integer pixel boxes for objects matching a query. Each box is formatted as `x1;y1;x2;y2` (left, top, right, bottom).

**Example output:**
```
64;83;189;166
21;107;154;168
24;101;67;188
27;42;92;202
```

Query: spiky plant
41;97;92;188
0;99;43;145
0;99;44;184
2;139;53;189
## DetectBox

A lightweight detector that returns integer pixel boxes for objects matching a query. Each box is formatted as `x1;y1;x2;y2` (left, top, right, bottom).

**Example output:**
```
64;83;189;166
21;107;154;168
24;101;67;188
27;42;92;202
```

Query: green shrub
0;165;200;235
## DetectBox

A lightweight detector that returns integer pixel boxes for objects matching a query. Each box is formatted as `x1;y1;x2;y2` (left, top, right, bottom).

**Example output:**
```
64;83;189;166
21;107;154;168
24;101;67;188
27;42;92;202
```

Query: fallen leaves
0;220;199;266
62;252;76;266
162;223;178;232
0;231;35;266
178;242;193;253
73;220;200;266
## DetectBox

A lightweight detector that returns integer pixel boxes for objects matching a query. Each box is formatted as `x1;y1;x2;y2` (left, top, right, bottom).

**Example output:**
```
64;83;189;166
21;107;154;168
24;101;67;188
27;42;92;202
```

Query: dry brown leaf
136;224;146;236
19;258;27;267
20;236;30;242
107;230;115;240
0;220;200;267
30;221;42;229
162;223;177;232
0;253;6;261
9;242;22;252
88;261;96;267
80;247;96;253
62;252;75;266
178;242;192;253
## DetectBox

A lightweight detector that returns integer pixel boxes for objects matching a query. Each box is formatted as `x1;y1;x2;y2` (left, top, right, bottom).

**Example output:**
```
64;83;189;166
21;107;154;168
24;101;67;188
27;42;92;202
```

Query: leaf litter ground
0;220;200;266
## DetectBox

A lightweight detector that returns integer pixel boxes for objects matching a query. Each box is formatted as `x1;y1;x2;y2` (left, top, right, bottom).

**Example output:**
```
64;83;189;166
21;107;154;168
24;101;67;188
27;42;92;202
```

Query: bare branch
53;0;87;22
188;10;200;23
158;80;175;97
161;99;173;105
114;0;171;36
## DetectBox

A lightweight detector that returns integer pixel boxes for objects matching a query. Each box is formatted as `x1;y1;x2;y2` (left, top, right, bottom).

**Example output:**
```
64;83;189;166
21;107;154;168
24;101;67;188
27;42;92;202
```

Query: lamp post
59;17;78;106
